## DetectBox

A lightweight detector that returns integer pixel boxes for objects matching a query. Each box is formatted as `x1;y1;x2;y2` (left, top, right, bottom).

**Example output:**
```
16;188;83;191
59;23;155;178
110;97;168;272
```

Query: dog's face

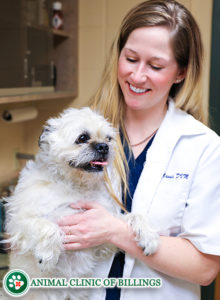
39;107;116;174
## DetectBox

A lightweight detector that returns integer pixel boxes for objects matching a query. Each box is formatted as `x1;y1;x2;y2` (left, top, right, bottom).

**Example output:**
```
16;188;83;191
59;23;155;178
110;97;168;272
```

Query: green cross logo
3;270;30;297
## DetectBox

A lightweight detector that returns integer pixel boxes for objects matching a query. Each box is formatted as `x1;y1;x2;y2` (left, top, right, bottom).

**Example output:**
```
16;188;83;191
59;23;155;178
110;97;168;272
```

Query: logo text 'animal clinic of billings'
3;270;162;297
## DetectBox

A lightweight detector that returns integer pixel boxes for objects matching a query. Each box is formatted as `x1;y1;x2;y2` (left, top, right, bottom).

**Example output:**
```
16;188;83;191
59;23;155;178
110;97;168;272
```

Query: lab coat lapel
123;102;179;279
132;140;172;214
131;101;179;215
131;99;205;215
123;100;206;279
123;135;175;281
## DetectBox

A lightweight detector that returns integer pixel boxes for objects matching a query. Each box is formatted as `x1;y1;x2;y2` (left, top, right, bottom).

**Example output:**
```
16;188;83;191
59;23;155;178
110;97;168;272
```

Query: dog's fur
4;108;159;300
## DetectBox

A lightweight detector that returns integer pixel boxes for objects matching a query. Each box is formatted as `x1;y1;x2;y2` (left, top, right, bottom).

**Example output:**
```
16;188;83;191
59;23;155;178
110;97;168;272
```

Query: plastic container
52;1;63;30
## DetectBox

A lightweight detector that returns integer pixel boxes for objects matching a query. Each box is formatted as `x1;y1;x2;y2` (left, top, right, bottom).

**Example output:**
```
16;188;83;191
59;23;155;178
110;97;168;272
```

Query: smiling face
118;26;185;113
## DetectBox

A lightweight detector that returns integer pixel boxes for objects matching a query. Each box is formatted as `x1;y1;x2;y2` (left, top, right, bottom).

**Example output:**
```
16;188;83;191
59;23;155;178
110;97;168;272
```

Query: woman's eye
150;65;162;71
76;133;90;144
126;57;137;63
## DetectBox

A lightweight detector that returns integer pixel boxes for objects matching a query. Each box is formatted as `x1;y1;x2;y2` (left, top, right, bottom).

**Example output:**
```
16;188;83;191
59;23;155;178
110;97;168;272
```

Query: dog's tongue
91;161;108;166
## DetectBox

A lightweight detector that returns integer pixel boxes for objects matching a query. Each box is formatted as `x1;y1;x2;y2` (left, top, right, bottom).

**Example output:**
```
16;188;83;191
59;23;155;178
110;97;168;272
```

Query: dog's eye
106;136;112;142
76;133;90;144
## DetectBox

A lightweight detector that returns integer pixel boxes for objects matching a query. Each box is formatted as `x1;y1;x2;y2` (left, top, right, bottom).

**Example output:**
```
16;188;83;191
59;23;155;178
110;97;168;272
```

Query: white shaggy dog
4;108;159;300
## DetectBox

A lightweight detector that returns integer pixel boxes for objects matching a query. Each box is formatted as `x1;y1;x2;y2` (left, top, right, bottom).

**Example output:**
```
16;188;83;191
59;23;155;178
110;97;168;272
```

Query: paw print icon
3;270;30;297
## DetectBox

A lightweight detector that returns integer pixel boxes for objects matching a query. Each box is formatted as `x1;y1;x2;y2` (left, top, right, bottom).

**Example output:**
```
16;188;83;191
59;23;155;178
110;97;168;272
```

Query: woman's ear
175;67;187;84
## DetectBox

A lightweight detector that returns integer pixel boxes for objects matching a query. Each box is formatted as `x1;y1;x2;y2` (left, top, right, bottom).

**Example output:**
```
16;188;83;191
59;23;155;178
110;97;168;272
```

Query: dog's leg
8;217;63;272
124;213;159;256
32;218;63;271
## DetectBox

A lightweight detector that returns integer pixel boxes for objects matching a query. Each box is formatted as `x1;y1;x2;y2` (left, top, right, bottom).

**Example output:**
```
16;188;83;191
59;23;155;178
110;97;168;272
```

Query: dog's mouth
88;158;108;172
69;157;108;173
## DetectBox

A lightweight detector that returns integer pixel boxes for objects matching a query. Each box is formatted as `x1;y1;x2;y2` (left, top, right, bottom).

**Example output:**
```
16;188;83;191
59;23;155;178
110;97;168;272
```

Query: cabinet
215;272;220;300
0;0;78;104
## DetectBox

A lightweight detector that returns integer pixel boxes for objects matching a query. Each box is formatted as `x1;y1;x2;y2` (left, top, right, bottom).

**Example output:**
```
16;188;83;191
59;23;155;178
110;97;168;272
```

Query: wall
0;105;25;184
0;0;213;185
0;99;71;185
209;0;220;134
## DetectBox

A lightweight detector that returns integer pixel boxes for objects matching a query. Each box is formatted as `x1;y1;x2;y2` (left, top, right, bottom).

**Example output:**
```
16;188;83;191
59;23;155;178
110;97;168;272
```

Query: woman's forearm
108;217;220;286
58;203;220;286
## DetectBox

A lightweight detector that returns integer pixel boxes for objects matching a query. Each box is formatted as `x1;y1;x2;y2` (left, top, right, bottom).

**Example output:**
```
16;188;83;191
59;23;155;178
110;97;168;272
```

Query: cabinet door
26;26;54;89
0;0;54;95
0;1;26;88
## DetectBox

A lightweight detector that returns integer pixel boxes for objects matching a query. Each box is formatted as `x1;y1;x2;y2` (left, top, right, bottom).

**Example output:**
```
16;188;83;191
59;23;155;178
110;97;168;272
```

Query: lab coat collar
123;99;206;280
164;99;207;137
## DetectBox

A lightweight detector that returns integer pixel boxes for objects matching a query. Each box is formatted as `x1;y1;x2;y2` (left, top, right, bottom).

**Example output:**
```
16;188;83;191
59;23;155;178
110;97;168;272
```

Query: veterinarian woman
58;1;220;299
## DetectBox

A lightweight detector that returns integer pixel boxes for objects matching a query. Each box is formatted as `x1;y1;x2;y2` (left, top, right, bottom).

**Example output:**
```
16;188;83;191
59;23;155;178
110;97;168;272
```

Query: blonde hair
90;0;206;204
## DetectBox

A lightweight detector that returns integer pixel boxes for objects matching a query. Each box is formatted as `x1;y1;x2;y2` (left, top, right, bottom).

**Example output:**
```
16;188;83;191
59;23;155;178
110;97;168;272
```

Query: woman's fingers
70;201;102;210
57;201;117;249
63;243;82;251
57;212;83;226
57;201;101;226
60;225;74;235
63;234;78;243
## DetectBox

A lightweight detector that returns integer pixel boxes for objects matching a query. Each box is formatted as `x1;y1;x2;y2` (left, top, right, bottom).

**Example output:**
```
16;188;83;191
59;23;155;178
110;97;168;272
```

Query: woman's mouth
129;83;151;94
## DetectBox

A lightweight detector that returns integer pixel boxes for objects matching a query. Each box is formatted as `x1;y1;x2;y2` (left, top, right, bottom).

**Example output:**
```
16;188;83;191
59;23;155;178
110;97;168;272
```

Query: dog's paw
37;250;60;272
33;224;63;272
124;213;159;256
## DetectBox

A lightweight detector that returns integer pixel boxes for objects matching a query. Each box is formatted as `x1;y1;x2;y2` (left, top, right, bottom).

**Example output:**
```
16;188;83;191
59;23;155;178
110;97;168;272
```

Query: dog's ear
38;124;55;149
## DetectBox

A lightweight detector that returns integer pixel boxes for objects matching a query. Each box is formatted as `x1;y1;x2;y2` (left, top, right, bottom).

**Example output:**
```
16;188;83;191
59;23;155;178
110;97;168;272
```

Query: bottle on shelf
52;1;63;30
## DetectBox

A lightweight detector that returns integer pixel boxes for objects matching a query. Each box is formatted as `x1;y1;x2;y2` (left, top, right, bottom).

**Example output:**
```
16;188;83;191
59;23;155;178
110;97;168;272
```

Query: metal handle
50;60;54;80
24;58;28;79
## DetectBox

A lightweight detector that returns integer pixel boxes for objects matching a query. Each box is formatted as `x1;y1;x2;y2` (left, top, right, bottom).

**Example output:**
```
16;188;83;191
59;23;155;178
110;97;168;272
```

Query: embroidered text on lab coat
163;173;189;179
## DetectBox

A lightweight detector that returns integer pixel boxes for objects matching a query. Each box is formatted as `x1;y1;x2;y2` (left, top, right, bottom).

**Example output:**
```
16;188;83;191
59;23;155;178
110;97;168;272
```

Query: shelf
52;28;71;38
0;91;77;104
26;23;71;38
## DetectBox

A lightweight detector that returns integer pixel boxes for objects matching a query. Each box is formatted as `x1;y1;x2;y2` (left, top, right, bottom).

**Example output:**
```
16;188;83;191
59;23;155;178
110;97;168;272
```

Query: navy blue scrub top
105;133;155;300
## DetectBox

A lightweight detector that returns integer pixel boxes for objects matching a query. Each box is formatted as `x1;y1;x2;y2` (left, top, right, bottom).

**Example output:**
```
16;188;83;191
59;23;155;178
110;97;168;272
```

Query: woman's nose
131;64;147;83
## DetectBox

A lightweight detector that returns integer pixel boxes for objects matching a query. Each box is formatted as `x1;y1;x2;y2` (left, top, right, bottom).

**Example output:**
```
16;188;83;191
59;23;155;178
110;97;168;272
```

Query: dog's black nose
94;143;109;154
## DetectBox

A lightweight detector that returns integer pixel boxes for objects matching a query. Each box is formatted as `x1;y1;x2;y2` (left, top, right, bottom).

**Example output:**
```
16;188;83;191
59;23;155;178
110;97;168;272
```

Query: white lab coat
89;100;220;300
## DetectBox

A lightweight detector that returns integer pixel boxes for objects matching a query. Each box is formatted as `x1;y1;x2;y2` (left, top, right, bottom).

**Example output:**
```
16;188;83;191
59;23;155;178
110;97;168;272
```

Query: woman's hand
57;201;127;251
